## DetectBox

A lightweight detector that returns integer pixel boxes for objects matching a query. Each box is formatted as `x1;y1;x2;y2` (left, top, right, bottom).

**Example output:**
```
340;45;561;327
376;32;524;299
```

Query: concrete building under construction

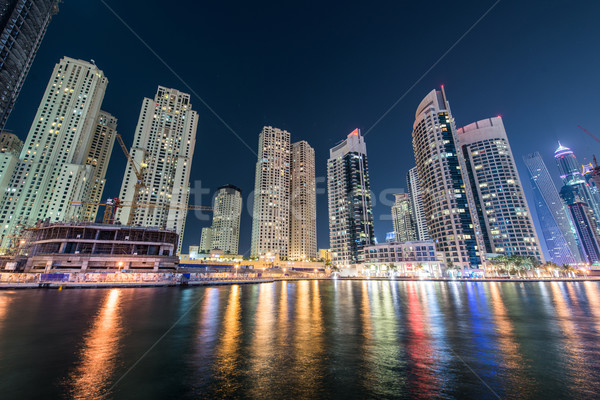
23;222;179;272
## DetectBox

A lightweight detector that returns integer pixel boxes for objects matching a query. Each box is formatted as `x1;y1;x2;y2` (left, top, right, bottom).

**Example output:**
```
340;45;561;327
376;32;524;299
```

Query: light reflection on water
1;281;600;398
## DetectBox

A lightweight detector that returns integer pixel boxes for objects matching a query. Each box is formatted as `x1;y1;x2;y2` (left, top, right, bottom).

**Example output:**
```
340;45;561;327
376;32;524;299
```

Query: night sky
6;1;600;257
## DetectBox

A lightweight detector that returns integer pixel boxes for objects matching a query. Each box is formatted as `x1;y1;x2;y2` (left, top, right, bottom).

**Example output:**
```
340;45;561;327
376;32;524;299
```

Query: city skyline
2;1;600;258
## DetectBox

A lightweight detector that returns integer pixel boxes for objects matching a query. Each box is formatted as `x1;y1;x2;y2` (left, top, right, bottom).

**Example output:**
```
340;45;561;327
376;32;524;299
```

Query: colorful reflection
214;285;242;395
69;289;122;399
248;283;276;397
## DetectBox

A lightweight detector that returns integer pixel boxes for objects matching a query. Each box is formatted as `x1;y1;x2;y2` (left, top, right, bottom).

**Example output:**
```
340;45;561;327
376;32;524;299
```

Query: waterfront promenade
1;271;600;289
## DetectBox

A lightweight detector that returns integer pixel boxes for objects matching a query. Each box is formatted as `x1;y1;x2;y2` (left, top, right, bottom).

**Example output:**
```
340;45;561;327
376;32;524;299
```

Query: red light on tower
349;128;360;137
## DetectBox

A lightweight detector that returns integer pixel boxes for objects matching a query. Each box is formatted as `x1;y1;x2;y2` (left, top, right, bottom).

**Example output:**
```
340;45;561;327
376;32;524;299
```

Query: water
0;280;599;399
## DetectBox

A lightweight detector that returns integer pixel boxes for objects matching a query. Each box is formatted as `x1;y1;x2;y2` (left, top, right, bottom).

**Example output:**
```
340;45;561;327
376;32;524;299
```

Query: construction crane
115;133;146;225
71;200;213;226
578;125;600;146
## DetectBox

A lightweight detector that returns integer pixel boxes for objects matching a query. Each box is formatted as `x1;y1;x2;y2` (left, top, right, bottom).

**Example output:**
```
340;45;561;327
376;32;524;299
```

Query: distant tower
210;185;242;254
412;88;484;269
0;131;22;196
0;0;60;130
327;129;375;267
82;111;117;222
116;86;198;254
406;166;429;240
391;193;416;242
199;227;213;253
457;117;544;262
290;140;317;260
523;152;582;265
251;126;291;258
0;57;108;252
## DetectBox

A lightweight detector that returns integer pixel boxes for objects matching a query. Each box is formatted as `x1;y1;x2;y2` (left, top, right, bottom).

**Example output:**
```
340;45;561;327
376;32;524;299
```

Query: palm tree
489;255;508;277
561;264;577;278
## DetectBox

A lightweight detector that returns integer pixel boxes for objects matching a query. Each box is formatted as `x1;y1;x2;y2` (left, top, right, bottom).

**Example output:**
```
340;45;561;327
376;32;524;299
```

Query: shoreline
1;276;599;289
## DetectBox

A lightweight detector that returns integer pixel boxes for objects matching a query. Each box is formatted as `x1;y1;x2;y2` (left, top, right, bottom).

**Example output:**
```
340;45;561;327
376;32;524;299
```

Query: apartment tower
290;140;317;260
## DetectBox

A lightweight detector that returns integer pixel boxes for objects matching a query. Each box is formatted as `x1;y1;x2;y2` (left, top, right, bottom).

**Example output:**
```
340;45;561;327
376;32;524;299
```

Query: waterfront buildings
251;126;291;258
0;0;60;130
523;152;581;265
457;117;543;262
0;131;22;196
0;57;108;252
116;86;198;253
406;166;429;240
290;140;317;260
327;129;375;267
412;88;483;270
200;185;242;254
23;222;179;272
82;111;117;222
391;193;417;242
361;241;444;277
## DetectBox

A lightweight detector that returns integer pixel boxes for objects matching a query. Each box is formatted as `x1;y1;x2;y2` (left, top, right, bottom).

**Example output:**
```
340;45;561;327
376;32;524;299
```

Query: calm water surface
0;280;599;399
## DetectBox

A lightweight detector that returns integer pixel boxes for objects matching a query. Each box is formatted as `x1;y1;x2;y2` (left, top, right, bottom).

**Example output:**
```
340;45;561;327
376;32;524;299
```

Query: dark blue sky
6;0;600;256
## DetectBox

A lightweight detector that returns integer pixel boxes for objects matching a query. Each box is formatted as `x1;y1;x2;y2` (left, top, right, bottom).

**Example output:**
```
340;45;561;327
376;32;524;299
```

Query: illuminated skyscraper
327;129;374;266
412;88;484;270
523;152;581;265
391;193;416;242
251;126;291;257
457;117;543;262
201;185;242;254
290;140;317;260
0;0;60;129
116;86;198;253
0;57;108;251
406;166;429;240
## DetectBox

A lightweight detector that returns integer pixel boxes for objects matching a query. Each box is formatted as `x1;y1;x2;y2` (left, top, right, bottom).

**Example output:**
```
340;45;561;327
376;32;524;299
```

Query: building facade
0;57;108;252
251;126;291;257
0;131;22;196
406;166;429;240
327;129;375;267
457;117;543;262
116;86;198;253
391;193;417;242
82;111;117;222
523;152;581;265
0;0;60;130
412;88;483;269
361;241;444;277
201;184;242;254
290;140;317;260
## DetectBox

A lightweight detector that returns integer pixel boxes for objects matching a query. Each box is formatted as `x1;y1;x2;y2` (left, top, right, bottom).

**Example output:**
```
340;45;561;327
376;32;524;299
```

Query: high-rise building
327;129;375;267
199;227;213;253
82;111;117;222
116;86;198;253
560;185;600;263
0;57;108;251
412;88;484;270
0;131;22;196
457;117;544;262
523;152;581;265
555;143;600;221
251;126;291;257
201;184;242;254
406;166;429;241
290;140;317;260
391;193;417;242
0;0;60;129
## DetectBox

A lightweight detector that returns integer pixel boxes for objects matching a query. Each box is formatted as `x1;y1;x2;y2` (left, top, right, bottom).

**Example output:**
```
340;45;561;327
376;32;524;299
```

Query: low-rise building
359;241;445;277
22;222;179;272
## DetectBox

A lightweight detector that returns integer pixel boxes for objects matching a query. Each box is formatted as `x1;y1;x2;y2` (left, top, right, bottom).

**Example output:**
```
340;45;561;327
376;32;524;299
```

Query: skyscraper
327;129;375;267
523;152;581;265
251;126;291;258
412;88;483;270
0;131;22;196
457;117;544;262
0;57;108;251
201;184;242;254
391;193;416;242
0;0;60;129
406;166;429;240
561;185;600;263
82;111;117;222
290;140;317;260
116;86;198;253
555;143;600;221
